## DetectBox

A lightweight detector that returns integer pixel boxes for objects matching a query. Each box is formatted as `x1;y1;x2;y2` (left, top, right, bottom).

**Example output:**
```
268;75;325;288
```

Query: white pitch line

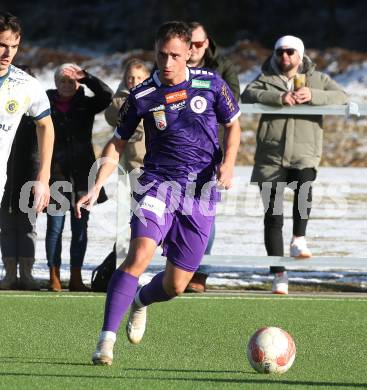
0;294;366;302
179;296;367;302
0;294;104;299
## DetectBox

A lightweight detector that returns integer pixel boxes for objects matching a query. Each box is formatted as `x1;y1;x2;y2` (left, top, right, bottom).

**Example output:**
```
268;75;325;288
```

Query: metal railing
116;102;367;267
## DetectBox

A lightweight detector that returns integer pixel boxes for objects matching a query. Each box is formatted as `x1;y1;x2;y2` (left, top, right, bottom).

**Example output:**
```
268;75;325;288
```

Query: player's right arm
76;91;141;218
75;136;126;218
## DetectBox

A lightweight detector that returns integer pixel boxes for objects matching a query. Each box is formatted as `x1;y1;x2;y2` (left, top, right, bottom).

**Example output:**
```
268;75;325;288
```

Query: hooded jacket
203;37;240;101
241;56;348;183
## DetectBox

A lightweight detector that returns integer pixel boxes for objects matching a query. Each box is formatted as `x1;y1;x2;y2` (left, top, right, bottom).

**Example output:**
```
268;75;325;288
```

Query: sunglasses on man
276;48;296;57
191;40;206;49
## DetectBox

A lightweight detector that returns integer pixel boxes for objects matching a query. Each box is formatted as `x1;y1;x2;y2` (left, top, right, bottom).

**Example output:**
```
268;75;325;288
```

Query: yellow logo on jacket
5;100;19;114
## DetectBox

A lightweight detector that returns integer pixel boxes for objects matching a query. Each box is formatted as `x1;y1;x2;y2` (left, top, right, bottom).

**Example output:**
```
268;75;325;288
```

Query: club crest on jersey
190;96;207;113
153;110;167;130
5;100;19;114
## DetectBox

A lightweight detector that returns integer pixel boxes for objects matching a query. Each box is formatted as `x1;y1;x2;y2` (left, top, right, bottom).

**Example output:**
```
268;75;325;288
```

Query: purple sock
102;269;138;333
138;271;173;306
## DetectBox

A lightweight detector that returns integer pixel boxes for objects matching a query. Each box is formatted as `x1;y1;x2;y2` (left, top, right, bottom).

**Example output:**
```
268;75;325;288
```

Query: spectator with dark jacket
46;63;112;292
187;21;240;101
185;21;240;293
0;75;40;290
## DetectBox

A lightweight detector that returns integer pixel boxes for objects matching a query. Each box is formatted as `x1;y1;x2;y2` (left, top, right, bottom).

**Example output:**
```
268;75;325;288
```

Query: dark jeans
260;168;316;258
46;208;89;268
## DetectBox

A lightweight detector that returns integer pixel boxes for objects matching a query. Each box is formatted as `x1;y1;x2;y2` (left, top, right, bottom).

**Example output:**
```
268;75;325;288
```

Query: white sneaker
290;236;312;259
92;331;116;366
126;300;147;345
272;272;288;295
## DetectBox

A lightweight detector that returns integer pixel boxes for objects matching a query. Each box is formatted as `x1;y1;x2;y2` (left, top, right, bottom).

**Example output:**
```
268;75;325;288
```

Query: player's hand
75;187;100;218
32;178;50;213
293;87;312;104
61;65;85;81
282;92;296;106
216;162;234;190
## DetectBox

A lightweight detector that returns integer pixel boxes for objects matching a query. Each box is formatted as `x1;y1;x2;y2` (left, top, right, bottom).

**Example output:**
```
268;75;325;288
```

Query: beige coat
105;84;145;172
241;56;348;183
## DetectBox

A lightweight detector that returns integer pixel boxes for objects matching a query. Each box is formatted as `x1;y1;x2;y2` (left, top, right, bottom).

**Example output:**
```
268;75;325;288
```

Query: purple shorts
130;186;215;272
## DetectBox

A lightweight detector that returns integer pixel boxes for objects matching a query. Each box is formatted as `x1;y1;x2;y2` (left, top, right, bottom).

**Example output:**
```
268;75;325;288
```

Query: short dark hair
155;21;191;45
188;21;208;38
0;12;21;36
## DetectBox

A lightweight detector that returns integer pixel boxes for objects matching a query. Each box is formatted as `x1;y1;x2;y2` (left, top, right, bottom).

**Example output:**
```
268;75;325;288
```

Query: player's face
155;37;191;86
188;26;209;67
55;76;79;99
275;46;301;73
0;30;20;76
125;67;149;89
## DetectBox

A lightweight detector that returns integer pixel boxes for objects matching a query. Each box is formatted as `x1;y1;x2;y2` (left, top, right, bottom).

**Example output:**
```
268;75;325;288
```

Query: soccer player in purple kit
76;21;241;366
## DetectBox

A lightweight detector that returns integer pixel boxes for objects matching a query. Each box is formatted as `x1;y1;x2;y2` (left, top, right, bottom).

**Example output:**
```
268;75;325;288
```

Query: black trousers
259;168;316;266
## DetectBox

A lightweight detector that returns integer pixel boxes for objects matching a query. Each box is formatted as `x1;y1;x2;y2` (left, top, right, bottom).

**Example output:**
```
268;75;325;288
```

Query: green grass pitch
0;292;366;389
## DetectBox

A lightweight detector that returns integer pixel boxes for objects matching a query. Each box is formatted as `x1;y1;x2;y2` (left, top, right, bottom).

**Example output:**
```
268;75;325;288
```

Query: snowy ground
25;167;367;289
11;64;366;289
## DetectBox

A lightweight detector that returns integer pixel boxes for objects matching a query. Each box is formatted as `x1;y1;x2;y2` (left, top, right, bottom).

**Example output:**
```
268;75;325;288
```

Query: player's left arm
34;115;55;212
217;118;241;190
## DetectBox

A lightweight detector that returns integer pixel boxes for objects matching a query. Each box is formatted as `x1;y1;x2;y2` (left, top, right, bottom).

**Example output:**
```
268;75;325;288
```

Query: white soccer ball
247;327;296;374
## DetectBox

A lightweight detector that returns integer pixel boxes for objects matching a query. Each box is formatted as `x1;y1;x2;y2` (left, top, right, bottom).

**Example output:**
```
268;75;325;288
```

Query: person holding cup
241;35;347;294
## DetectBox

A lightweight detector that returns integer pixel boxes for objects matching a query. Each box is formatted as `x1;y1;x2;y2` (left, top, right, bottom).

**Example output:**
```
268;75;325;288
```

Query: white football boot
290;236;312;259
126;291;147;345
272;271;289;295
92;331;116;366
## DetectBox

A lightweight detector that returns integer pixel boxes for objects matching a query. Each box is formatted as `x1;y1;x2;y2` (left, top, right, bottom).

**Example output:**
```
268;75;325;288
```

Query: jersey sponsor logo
0;123;12;132
221;84;235;113
149;104;165;112
5;99;19;114
191;79;211;89
190;96;207;114
153;110;167;130
165;90;187;104
135;86;156;99
169;101;186;111
140;195;166;218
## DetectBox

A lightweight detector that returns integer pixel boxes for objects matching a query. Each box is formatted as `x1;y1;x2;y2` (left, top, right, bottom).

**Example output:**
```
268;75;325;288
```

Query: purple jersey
115;67;240;187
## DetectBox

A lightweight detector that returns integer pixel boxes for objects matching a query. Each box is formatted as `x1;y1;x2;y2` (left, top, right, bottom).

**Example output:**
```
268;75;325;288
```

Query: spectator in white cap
242;35;348;295
275;35;304;61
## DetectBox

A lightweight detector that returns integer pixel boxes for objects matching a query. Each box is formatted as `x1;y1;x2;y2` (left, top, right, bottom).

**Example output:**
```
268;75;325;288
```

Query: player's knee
123;247;152;270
